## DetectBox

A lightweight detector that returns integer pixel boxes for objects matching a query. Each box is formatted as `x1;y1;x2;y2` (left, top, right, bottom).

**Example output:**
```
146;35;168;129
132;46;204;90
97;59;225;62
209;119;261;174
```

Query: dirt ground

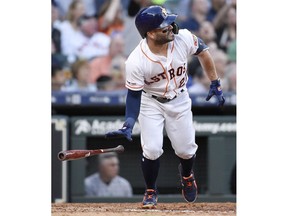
52;203;236;216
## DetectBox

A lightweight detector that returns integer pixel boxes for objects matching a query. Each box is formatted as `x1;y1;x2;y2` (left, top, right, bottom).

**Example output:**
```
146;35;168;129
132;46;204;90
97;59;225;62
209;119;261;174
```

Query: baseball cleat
178;164;198;203
142;189;158;209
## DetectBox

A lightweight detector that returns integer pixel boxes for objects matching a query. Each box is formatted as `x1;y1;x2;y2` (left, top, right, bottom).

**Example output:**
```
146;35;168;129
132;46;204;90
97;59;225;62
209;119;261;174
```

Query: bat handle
114;145;124;153
104;145;125;153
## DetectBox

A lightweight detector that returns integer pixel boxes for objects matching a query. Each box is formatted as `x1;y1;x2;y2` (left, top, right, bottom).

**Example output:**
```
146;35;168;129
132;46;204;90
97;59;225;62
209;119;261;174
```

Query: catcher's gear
206;78;225;107
135;5;178;38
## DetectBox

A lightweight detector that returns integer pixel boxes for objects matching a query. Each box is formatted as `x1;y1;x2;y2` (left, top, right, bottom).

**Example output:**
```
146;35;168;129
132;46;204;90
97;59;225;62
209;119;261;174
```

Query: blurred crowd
52;0;236;93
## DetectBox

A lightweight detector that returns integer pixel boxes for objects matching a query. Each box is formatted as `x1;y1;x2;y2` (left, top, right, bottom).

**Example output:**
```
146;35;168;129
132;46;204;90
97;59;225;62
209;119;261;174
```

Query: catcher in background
106;5;225;209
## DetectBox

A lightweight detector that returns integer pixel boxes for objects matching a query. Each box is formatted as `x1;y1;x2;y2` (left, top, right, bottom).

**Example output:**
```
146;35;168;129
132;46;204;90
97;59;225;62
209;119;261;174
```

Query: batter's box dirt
52;203;236;216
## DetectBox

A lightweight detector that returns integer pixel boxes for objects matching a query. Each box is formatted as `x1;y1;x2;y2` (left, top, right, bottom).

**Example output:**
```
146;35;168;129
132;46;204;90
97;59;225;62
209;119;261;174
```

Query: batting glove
105;121;133;142
206;78;225;107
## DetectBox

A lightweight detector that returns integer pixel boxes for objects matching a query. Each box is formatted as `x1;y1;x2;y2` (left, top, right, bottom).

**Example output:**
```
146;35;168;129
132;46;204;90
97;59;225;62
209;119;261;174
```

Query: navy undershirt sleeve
125;89;142;128
194;37;209;55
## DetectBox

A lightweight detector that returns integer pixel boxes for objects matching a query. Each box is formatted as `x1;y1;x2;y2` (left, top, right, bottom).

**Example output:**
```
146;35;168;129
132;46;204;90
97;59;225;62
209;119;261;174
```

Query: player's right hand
105;122;133;142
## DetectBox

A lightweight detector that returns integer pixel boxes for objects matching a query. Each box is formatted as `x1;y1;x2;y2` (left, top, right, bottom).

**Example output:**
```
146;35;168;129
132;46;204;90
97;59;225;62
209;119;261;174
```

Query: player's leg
138;95;165;208
164;92;198;202
164;92;198;162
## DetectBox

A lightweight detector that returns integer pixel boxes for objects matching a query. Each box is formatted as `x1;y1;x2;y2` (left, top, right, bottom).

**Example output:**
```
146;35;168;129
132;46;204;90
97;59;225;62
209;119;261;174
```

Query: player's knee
142;146;163;160
175;143;198;159
176;152;194;159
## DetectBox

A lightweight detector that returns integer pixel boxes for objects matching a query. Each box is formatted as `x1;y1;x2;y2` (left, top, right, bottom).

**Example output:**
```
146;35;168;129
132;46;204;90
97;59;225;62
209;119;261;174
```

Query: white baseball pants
138;91;198;160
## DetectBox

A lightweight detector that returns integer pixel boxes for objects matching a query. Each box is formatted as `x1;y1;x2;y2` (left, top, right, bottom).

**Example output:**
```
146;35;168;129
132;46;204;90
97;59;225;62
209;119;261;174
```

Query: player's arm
125;89;142;126
105;57;144;141
197;49;218;81
105;89;142;141
194;38;225;106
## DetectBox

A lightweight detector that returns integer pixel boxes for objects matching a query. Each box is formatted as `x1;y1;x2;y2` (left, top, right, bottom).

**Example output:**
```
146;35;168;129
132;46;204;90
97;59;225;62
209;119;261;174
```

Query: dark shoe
142;189;158;209
178;164;198;202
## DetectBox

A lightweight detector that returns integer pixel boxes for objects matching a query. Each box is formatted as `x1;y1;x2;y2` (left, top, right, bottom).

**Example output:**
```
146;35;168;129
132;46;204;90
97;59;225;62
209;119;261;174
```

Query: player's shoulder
178;29;192;35
175;29;199;51
175;29;195;41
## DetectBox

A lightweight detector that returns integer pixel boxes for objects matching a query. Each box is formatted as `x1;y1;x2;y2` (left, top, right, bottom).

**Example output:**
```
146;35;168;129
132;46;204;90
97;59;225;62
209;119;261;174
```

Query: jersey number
179;77;185;88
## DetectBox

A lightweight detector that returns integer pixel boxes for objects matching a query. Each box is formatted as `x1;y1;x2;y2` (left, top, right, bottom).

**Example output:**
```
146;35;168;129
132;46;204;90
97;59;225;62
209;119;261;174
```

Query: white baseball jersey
125;29;203;98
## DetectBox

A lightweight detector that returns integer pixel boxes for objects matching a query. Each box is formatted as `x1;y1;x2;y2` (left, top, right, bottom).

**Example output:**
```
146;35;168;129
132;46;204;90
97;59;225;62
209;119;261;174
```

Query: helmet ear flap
171;22;179;35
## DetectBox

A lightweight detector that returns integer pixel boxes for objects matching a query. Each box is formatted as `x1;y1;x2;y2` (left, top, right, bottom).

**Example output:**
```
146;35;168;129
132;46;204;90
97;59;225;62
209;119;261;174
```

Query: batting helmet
135;6;178;38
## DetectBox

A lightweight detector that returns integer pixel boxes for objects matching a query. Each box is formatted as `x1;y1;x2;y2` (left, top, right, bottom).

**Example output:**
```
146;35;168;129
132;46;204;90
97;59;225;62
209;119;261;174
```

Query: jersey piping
140;40;170;97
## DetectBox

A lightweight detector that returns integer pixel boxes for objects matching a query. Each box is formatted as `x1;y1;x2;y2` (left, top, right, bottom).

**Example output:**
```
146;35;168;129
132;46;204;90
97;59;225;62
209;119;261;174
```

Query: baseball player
105;5;225;209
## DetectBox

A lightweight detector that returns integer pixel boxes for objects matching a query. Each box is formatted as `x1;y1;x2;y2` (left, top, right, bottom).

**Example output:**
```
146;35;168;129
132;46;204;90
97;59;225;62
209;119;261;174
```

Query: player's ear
147;31;156;40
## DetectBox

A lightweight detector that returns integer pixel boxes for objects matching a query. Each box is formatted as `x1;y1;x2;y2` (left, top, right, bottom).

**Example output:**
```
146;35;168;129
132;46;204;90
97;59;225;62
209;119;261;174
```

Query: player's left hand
206;78;225;106
105;122;133;141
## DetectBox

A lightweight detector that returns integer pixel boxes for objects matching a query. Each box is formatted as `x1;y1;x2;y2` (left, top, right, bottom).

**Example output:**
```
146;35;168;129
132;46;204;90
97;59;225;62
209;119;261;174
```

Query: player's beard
155;30;175;45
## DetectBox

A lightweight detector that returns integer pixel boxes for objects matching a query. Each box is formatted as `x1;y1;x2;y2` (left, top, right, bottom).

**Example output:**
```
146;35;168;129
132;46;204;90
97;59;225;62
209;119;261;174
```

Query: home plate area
52;202;236;216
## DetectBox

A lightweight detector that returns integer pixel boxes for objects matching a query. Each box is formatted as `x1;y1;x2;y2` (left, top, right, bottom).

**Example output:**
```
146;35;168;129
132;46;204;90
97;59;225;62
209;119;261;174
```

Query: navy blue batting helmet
135;6;178;38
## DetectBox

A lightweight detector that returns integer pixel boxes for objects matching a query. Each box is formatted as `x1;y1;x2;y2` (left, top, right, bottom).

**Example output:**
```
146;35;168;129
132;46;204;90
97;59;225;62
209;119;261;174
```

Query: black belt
143;89;184;103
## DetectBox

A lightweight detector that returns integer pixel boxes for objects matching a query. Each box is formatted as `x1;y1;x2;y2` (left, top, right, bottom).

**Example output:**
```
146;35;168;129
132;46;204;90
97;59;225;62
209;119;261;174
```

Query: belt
143;89;184;103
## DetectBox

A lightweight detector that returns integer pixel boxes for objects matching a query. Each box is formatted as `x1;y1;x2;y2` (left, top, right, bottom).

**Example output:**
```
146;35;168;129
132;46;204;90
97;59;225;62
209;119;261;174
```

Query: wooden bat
58;145;124;161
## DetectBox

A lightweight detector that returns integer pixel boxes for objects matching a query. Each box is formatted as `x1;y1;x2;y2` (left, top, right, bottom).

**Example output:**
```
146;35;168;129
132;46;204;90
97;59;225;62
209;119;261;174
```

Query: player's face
152;25;175;44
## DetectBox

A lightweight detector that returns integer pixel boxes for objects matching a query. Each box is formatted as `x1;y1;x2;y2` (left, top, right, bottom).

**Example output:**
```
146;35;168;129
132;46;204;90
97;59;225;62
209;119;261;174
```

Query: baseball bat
58;145;124;161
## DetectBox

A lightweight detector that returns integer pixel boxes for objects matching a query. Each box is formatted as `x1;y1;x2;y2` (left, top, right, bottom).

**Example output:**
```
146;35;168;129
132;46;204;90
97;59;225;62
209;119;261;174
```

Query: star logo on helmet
161;8;167;17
